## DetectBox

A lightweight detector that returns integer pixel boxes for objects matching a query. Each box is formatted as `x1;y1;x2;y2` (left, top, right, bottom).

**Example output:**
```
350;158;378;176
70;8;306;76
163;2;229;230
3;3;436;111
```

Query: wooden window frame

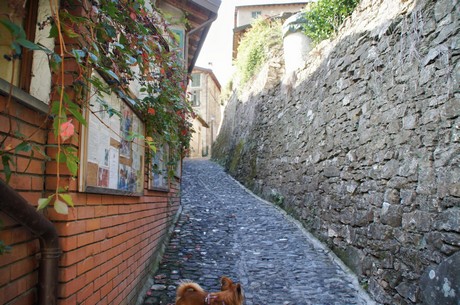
20;0;39;92
0;0;39;91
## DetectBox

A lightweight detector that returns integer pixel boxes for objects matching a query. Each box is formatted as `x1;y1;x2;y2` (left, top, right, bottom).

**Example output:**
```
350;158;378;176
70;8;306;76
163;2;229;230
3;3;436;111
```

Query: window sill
0;78;48;114
149;186;170;192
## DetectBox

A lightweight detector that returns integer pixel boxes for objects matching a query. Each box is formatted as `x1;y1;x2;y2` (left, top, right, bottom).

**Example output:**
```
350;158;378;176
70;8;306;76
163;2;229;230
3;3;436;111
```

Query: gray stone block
420;251;460;305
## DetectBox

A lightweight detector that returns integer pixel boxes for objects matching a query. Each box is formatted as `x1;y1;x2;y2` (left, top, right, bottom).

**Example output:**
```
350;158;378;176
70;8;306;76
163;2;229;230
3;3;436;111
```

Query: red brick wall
1;1;184;303
50;188;180;305
0;93;182;305
0;94;48;305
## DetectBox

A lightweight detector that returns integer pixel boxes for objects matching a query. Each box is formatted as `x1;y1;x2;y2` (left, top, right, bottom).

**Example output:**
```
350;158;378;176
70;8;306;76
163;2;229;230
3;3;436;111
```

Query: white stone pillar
282;12;312;75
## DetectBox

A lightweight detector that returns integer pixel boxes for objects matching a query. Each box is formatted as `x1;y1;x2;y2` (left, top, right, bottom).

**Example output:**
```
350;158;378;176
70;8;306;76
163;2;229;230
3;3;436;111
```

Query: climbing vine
0;0;193;214
234;18;282;86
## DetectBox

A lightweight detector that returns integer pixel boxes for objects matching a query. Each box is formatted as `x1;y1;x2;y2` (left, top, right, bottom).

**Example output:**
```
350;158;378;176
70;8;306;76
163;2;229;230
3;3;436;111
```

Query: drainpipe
0;180;61;305
185;15;218;74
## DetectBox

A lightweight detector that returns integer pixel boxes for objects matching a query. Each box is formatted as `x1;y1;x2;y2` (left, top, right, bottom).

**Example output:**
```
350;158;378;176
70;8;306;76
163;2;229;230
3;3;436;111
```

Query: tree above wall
302;0;359;43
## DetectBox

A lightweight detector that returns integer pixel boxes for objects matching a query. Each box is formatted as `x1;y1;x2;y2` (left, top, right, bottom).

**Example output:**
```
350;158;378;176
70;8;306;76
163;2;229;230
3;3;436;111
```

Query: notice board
80;72;145;195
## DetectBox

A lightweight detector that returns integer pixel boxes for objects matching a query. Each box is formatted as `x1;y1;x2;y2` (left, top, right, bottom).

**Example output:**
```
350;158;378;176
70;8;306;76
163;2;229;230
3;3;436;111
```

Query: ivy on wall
0;0;192;214
234;18;283;86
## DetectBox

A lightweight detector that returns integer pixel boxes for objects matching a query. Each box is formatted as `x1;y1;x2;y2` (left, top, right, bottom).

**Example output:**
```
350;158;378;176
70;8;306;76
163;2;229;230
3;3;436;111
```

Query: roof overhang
156;0;221;74
191;0;220;13
196;115;209;128
235;0;310;7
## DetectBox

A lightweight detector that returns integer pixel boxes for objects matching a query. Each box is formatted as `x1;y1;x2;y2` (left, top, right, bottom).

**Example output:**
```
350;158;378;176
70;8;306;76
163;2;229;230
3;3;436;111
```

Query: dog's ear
236;283;242;296
221;276;232;290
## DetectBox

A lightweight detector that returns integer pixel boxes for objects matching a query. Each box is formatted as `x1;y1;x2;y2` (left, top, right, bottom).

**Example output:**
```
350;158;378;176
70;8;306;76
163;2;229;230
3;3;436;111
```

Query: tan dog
175;276;244;305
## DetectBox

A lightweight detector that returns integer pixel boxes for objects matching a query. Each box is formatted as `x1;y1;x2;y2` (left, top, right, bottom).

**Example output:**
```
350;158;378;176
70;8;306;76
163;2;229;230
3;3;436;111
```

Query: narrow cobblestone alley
141;159;375;305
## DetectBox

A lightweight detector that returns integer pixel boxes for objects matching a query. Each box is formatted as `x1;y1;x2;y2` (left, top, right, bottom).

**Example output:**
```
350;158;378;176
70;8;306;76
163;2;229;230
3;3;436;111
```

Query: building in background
188;66;222;158
233;0;310;59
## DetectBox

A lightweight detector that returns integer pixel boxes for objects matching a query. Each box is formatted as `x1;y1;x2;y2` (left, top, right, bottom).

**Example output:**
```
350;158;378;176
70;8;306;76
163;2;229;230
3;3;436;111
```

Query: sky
195;0;236;87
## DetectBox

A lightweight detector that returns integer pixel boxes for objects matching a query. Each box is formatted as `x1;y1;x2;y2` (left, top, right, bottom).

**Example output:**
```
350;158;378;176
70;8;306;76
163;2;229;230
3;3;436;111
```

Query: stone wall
212;0;459;304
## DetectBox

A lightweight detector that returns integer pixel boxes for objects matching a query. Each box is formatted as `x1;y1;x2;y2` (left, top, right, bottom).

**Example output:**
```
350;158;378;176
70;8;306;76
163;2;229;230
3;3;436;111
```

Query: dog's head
215;276;244;305
220;276;234;291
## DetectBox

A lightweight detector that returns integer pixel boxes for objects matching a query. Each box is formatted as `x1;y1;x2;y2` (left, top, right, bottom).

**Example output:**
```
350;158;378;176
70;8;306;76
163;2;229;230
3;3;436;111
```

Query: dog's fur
175;276;244;305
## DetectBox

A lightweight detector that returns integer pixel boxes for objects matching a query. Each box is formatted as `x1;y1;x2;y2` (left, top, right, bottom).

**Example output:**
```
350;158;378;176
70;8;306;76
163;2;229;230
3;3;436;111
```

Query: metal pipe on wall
0;180;61;305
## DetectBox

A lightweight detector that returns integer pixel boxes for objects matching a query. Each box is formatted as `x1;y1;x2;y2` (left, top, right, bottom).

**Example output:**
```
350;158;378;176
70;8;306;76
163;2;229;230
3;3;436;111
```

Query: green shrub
235;18;282;85
302;0;359;43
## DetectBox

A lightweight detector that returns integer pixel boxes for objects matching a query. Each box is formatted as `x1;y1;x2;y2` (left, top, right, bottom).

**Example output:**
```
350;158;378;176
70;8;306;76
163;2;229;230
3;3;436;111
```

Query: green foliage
0;1;192;213
229;139;245;174
271;189;285;206
61;0;193;163
0;19;53;57
235;18;282;85
220;80;233;105
0;132;49;184
302;0;359;43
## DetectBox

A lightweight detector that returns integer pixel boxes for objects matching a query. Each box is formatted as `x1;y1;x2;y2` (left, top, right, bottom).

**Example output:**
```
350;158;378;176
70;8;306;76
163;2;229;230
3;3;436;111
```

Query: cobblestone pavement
141;159;375;305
